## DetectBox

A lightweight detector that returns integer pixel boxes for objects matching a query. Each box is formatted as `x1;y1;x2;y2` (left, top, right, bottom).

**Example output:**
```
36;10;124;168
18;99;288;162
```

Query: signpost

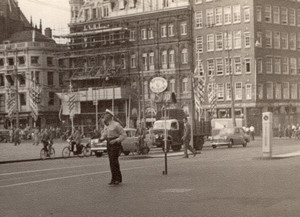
150;77;168;175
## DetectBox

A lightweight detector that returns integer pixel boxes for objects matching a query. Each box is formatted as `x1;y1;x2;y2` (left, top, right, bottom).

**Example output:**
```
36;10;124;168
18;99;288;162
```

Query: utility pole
14;49;19;128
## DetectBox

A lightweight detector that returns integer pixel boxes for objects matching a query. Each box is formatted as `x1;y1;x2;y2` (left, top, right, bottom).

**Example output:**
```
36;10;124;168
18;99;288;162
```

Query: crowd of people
278;124;300;138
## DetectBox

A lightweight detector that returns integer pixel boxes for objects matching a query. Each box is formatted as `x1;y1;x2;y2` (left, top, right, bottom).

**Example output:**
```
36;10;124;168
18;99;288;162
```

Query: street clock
149;77;168;93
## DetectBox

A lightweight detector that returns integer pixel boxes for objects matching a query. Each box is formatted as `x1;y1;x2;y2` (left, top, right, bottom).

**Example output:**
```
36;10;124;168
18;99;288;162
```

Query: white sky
18;0;70;39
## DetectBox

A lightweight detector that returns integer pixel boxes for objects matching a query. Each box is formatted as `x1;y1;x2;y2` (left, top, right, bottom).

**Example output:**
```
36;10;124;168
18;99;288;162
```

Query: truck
152;108;211;152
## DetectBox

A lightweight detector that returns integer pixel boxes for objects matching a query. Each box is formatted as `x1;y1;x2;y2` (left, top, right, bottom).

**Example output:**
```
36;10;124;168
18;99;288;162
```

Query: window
18;56;25;65
207;34;214;51
169;79;175;93
235;82;242;100
266;57;273;74
266;82;274;99
297;9;300;27
182;77;189;93
161;25;167;38
265;5;272;23
48;92;55;106
168;24;174;37
19;93;26;106
281;32;288;49
233;31;241;49
162;50;168;68
169;50;175;68
142;53;148;71
273;6;280;24
120;54;126;69
130;30;135;41
281;7;288;25
275;83;282;99
257;58;262;74
47;57;53;66
207;59;214;76
297;33;300;50
130;54;136;68
215;33;223;51
283;82;289;99
180;22;187;35
274;57;281;74
244;7;250;23
18;73;25;86
144;81;149;99
225;58;232;75
0;58;3;67
59;73;63;86
216;58;223;75
224;6;232;24
215;7;223;26
245;58;251;73
258;84;263;99
148;28;154;39
195;11;203;29
265;31;272;48
256;32;262;47
7;57;14;66
141;28;147;40
289;33;296;50
226;83;232;100
291;83;297;99
196;36;203;53
206;8;214;27
217;83;224;101
149;52;154;70
233;5;241;23
224;32;232;50
0;74;4;86
0;94;5;112
282;57;289;74
256;6;262;22
289;9;296;26
103;6;109;17
181;49;188;64
234;57;241;74
47;71;54;86
246;84;252;100
290;57;297;75
244;32;250;48
274;32;280;49
298;58;300;74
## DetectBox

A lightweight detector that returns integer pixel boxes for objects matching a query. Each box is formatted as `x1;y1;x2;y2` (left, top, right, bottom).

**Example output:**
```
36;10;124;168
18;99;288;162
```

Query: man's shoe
193;152;197;157
113;181;120;185
108;181;114;185
183;156;189;158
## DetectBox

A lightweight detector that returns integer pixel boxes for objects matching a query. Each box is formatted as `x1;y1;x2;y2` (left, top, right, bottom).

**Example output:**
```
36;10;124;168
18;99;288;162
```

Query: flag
208;76;217;117
29;84;41;121
58;102;63;121
7;88;16;119
68;91;77;117
193;63;206;113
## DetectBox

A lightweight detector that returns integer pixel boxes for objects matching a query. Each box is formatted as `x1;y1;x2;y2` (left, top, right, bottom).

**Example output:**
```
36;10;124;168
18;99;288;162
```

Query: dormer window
31;56;39;65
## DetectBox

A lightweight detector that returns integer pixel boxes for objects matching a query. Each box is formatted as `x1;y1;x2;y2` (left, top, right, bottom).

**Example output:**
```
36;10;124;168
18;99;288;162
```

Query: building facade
57;0;194;130
193;0;300;135
0;30;64;128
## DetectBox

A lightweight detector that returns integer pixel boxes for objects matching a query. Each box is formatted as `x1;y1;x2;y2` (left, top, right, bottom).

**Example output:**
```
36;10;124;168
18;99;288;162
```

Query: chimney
44;27;52;39
32;29;36;42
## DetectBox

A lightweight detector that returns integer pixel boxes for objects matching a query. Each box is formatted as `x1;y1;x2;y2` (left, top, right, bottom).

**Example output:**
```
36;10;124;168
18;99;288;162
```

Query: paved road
1;139;300;217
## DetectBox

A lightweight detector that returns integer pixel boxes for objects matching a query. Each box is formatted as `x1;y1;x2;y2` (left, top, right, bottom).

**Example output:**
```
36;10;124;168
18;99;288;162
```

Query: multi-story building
0;29;64;128
193;0;300;135
57;0;193;130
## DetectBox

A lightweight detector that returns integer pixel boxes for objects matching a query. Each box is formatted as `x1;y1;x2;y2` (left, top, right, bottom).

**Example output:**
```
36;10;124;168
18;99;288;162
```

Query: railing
0;42;65;51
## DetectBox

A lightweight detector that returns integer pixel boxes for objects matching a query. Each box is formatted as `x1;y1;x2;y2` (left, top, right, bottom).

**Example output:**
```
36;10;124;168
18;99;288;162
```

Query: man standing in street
182;117;197;158
249;125;255;141
100;109;126;186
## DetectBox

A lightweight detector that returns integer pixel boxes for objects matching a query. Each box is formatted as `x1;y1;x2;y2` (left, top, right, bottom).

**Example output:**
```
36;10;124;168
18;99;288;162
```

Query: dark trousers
183;139;195;157
107;142;122;183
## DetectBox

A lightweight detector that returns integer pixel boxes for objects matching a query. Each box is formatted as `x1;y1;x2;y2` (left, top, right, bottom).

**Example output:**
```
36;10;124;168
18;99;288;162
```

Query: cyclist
41;128;52;154
70;128;82;153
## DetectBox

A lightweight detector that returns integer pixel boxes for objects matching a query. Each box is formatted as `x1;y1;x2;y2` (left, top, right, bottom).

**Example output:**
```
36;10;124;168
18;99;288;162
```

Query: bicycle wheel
62;146;70;158
40;148;47;160
49;147;55;159
84;146;91;157
78;147;85;158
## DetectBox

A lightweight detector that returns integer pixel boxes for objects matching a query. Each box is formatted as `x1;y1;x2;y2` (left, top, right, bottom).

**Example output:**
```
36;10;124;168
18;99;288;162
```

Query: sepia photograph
1;0;300;216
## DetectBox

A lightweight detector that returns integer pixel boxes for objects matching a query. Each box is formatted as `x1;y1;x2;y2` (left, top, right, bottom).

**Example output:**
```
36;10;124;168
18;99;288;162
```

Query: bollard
262;112;273;158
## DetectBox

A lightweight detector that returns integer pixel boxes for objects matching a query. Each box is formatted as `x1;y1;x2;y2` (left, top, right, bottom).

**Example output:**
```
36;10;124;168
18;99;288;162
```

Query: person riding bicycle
41;128;52;154
69;128;82;153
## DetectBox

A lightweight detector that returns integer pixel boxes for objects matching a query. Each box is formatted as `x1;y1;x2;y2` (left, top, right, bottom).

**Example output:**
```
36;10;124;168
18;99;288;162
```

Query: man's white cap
105;109;114;116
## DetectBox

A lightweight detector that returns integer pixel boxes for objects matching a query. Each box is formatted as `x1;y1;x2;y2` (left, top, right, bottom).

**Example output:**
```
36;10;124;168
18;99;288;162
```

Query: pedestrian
249;125;255;141
100;109;126;186
9;127;13;143
182;117;197;158
32;128;40;146
13;127;21;146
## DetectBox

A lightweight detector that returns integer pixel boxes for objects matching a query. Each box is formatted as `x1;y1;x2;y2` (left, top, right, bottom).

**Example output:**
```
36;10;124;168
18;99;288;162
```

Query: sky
18;0;70;41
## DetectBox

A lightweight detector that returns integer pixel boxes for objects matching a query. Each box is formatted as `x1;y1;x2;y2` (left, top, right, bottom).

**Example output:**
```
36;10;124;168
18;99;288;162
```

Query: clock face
150;77;168;93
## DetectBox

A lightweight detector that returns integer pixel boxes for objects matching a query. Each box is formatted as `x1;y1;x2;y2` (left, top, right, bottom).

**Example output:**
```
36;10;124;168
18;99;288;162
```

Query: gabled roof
7;30;55;43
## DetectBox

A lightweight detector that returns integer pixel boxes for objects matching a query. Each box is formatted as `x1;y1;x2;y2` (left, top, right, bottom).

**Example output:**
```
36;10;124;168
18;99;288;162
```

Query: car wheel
243;141;247;147
141;147;150;155
171;145;181;152
228;140;233;148
123;151;130;156
95;152;103;157
212;145;217;149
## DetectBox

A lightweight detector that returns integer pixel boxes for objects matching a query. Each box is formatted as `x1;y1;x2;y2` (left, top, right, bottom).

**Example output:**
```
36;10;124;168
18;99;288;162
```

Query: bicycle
40;141;55;160
62;139;90;158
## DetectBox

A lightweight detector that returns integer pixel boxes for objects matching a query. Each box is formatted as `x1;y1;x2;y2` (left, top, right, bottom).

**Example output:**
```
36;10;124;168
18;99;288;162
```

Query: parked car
211;127;250;149
0;129;10;143
89;138;107;157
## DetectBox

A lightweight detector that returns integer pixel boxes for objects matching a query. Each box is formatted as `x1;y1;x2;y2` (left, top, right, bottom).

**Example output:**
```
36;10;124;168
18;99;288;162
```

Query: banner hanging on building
29;84;41;121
